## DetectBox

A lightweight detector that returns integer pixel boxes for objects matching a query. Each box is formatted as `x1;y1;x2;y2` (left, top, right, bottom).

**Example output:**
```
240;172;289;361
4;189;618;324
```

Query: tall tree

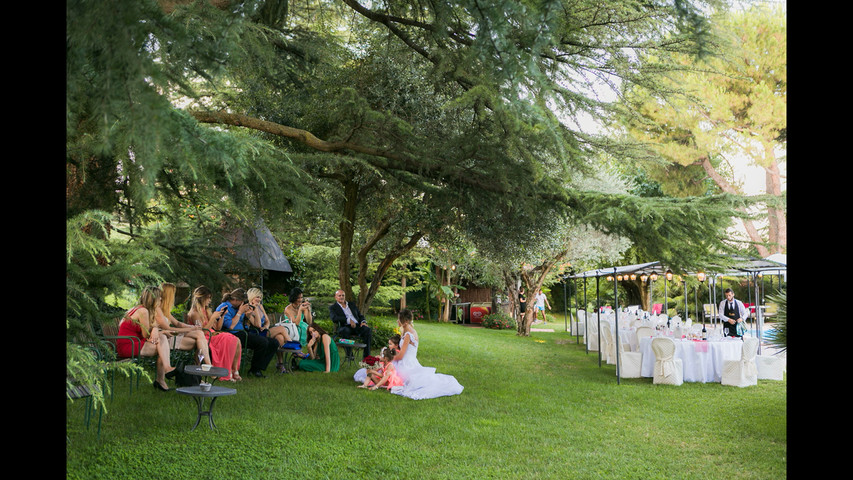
188;0;750;314
616;3;786;256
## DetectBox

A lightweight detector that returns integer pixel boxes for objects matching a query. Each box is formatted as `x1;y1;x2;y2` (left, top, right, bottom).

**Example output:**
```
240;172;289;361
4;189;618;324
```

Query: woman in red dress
186;286;243;381
116;286;177;391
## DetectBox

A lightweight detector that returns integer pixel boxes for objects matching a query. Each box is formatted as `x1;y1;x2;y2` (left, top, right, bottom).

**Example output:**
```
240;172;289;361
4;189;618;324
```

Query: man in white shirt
718;288;748;337
328;289;373;359
533;288;551;324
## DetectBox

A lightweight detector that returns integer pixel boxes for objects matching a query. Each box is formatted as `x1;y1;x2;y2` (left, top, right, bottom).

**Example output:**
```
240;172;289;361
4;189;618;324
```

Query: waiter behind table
718;288;748;337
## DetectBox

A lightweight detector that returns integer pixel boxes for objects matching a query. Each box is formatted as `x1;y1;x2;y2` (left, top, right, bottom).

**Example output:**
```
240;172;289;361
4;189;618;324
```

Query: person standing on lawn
533;288;551;324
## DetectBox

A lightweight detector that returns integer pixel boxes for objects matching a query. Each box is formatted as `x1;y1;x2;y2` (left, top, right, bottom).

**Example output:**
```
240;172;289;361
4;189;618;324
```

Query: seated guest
329;289;372;360
186;285;243;381
215;288;279;378
283;287;312;347
297;323;340;373
116;285;177;391
246;287;294;374
157;282;212;366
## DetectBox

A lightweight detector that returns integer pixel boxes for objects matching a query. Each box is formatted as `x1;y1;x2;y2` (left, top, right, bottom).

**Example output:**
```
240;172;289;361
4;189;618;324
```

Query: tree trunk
400;276;407;311
338;179;358;302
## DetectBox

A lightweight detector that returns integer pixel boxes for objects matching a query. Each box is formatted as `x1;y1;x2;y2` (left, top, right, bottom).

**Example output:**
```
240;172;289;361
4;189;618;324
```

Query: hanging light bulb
697;271;706;282
665;270;673;281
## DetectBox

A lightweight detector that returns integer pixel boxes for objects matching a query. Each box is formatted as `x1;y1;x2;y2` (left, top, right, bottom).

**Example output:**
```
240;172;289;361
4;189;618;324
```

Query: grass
66;317;786;479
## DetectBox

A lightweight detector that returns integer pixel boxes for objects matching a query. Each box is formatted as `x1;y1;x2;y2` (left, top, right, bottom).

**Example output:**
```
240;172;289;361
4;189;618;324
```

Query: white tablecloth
638;336;744;383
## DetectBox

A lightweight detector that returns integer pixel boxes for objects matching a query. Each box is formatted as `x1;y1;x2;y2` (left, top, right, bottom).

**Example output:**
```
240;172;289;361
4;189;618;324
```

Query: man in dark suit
329;289;372;359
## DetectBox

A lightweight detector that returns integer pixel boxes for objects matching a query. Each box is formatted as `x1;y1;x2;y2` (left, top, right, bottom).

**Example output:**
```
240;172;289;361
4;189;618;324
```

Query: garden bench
67;379;103;441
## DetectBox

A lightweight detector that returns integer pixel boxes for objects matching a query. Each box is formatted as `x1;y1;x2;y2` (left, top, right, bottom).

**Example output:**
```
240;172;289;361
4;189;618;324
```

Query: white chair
755;353;786;381
586;318;599;352
617;337;643;378
651;337;683;385
721;337;759;387
573;310;586;336
684;317;692;328
600;321;616;365
635;326;654;339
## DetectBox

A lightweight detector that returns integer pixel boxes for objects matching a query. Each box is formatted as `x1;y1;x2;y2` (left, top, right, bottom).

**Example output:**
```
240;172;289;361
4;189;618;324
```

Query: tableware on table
200;382;212;392
201;364;211;371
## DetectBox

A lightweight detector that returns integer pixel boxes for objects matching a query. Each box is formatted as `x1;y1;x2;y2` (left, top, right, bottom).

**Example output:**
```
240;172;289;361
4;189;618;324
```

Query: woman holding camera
215;288;279;378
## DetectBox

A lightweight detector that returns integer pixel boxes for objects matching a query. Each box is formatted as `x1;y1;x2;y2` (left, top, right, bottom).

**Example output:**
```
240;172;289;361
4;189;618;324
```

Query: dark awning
228;219;292;273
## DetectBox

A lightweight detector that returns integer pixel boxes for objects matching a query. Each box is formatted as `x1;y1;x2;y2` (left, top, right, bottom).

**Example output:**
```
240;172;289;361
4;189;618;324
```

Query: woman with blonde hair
186;286;243;381
116;286;177;391
246;287;293;373
156;282;212;365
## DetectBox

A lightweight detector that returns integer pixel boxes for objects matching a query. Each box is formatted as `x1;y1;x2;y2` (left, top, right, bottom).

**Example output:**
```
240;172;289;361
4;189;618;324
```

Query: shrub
481;312;516;330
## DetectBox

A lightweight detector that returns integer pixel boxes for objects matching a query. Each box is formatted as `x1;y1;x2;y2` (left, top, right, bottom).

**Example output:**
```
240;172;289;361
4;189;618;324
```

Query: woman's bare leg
179;330;211;364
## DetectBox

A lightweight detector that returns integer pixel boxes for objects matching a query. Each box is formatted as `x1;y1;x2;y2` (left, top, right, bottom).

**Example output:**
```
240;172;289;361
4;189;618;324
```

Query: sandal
232;371;243;381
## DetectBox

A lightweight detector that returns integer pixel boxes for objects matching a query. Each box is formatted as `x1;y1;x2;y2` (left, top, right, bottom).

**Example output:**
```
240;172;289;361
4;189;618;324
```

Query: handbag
277;321;300;342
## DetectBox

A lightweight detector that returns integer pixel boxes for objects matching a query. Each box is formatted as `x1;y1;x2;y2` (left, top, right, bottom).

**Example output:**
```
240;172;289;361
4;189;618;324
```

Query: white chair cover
635;326;654;339
684;317;692;328
755;354;785;381
721;337;759;387
651;337;683;385
586;317;599;351
617;336;642;378
600;321;616;365
572;310;586;336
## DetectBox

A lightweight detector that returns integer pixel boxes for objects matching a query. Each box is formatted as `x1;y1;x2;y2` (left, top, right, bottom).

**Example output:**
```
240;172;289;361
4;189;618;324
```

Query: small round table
183;365;229;381
176;385;236;430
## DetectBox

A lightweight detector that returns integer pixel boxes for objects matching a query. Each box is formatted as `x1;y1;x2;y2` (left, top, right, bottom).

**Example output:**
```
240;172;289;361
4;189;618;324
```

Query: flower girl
358;347;403;390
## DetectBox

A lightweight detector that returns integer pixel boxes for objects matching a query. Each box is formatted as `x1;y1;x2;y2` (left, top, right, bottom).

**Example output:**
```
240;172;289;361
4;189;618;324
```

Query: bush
481;312;516;330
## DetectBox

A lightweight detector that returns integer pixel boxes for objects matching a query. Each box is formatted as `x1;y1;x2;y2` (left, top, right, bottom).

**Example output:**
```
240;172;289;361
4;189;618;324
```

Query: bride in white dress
388;309;464;400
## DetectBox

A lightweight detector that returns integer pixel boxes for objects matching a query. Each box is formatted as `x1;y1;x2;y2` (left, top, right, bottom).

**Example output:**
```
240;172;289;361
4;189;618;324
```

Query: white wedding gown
389;331;464;400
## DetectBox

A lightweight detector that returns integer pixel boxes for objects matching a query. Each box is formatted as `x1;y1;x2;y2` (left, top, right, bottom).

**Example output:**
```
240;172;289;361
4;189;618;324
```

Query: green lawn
66;319;786;479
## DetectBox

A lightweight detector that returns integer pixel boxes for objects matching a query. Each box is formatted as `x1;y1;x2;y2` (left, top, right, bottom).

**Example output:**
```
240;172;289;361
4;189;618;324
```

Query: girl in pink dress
358;347;404;390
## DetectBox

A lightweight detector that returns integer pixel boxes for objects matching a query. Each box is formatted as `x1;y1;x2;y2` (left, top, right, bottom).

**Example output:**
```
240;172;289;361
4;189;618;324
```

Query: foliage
764;288;786;353
66;211;166;341
481;312;517;330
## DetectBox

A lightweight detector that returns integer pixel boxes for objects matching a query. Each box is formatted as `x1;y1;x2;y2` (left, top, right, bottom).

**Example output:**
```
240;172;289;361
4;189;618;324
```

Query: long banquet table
638;336;744;383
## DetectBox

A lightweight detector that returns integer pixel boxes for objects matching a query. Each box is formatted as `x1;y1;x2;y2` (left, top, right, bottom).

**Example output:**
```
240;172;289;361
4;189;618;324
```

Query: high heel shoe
153;381;170;392
164;367;177;380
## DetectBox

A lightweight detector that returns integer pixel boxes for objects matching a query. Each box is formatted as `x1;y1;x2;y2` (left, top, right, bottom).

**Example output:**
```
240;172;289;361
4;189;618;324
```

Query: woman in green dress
298;323;340;372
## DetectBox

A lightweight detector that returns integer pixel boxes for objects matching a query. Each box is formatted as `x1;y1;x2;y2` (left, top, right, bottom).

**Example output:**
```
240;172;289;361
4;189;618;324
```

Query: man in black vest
717;288;748;337
329;289;373;359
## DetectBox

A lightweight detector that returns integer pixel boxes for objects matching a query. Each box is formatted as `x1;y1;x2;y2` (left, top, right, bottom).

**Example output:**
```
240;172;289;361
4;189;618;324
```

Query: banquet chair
600;321;616;365
617;334;643;378
573;310;586;336
755;353;786;381
651;337;683;385
586;317;599;352
635;326;655;340
721;337;759;387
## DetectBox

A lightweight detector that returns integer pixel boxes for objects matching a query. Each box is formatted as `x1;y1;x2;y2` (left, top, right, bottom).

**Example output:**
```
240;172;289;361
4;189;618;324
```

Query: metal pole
574;277;580;345
613;270;621;385
682;278;688;325
583;273;589;353
664;276;669;317
563;277;568;333
597;275;602;367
